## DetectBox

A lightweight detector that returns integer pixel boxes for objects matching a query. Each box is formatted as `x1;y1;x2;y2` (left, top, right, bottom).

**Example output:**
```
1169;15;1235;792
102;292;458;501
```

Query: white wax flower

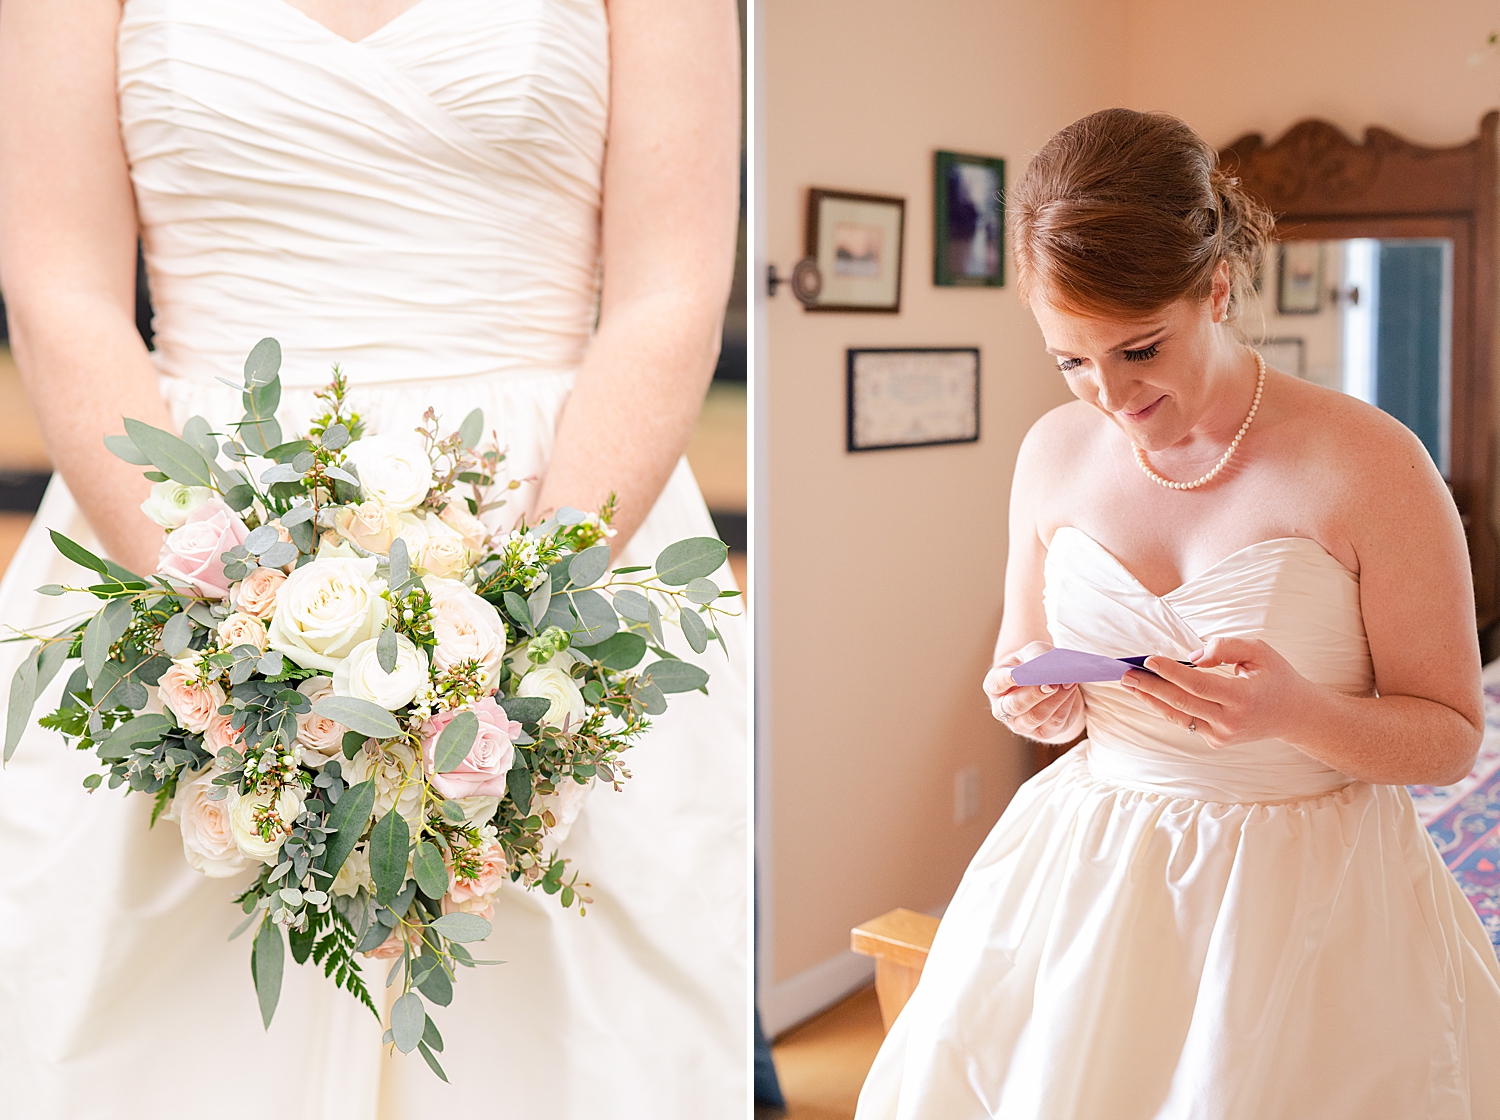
266;556;389;672
426;575;508;682
343;434;434;513
333;633;428;711
140;480;216;529
516;664;587;729
229;785;306;865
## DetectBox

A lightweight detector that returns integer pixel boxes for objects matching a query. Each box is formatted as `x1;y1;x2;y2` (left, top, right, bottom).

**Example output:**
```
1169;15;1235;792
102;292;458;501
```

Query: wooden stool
851;908;940;1032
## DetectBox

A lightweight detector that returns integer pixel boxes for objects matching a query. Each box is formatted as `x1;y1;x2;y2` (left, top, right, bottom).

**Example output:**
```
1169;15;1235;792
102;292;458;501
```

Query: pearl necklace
1133;349;1265;491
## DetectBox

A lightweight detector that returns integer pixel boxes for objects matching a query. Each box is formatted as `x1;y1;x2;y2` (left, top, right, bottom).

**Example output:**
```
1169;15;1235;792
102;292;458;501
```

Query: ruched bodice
1045;526;1373;802
118;0;608;388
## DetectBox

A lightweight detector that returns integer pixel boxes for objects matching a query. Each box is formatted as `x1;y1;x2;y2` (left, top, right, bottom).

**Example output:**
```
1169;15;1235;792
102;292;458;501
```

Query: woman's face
1030;267;1233;453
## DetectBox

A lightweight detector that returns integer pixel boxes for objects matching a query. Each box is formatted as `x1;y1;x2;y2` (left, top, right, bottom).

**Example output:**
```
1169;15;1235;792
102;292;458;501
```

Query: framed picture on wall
934;151;1005;287
804;189;905;313
1255;337;1306;378
847;347;980;451
1276;241;1323;314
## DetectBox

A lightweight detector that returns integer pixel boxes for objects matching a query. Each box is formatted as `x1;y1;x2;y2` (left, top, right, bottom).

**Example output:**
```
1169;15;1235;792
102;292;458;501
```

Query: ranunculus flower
332;633;428;711
229;785;306;865
344;740;424;824
294;676;346;767
439;501;489;551
517;665;587;729
343;434;433;513
217;612;268;653
426;576;507;683
452;794;501;824
333;501;400;555
419;517;471;579
171;771;250;878
265;556;389;672
446;840;507;915
140;480;215;529
203;712;245;756
233;567;285;619
158;659;226;734
157;498;249;600
420;698;520;800
330;843;374;898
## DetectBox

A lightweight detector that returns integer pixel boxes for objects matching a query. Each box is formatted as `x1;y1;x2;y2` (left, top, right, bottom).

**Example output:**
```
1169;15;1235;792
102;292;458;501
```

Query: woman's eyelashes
1122;342;1160;363
1056;357;1083;372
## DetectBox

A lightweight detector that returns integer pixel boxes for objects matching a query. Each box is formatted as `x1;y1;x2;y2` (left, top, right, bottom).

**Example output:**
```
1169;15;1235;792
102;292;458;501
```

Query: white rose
172;771;250;878
539;776;596;856
266;556;389;672
330;843;374;898
333;501;400;555
418;515;472;579
332;633;428;711
517;664;587;729
294;676;346;766
229;785;306;865
439;501;489;551
425;576;507;682
394;512;430;563
140;480;216;529
217;612;268;653
344;435;434;513
452;794;501;825
344;740;423;825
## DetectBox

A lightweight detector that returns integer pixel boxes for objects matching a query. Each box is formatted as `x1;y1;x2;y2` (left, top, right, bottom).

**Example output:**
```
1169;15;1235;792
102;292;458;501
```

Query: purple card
1009;648;1187;686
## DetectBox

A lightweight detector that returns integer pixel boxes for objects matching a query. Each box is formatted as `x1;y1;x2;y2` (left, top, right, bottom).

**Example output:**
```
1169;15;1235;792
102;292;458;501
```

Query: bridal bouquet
3;339;736;1080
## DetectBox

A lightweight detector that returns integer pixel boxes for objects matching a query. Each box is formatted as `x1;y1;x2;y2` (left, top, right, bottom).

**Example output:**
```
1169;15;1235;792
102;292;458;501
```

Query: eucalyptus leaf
582;631;647;671
432;709;479;774
388;538;410;591
566;588;618;646
567;544;611;589
439;800;466;823
259;463;302;487
243;337;282;387
259;541;298;568
680;607;709;654
181;415;220;464
457;408;484;449
322;779;376;881
257;651;284;676
390;991;425;1054
498;696;551;725
376;626;399;675
684;578;720;605
646;598;665;645
653;537;727;587
321;423;349;450
643;658;710;694
35;584;66;597
429;912;492;943
224;484;256;512
555;506;586;526
368;810;410;905
252;918;285;1029
123;418;215;488
280;504;316;527
636;682;668;715
412;841;448;900
506;765;533;814
324;465;360;489
611;588;651;622
83;598;133;682
4;648;39;763
244;525;280;555
48;530;108;575
103;433;151;465
526;571;552;629
416;959;453;1007
418;1039;449;1081
503;591;534;634
314;697;402;739
239;414;283;458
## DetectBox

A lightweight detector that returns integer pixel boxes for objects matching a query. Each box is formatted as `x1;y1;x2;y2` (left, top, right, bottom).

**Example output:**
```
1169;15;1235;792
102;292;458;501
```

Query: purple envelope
1009;648;1190;686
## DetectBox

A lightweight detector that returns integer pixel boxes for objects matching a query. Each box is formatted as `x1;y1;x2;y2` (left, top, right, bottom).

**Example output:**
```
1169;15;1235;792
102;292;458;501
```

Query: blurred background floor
0;345;747;587
759;986;885;1120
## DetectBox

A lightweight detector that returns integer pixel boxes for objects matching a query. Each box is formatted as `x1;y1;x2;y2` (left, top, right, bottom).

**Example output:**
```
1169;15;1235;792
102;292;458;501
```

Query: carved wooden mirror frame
1220;112;1500;631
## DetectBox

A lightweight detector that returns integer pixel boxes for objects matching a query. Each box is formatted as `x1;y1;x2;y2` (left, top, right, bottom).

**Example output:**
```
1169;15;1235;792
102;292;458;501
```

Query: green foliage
310;909;379;1020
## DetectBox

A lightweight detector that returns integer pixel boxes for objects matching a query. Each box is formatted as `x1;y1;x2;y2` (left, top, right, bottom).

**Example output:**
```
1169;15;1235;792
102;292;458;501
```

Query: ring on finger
1187;718;1198;733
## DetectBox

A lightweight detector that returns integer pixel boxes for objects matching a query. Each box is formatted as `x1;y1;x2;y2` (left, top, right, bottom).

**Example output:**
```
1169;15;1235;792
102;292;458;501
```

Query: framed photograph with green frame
934;151;1005;287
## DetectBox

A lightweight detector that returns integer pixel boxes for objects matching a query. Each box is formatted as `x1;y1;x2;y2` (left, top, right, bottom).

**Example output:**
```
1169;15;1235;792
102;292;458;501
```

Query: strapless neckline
1051;525;1354;601
265;0;437;46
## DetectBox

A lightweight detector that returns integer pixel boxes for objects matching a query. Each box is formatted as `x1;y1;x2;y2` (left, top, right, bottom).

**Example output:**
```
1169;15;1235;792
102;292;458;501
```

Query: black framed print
846;348;980;451
805;189;905;313
934;151;1005;287
1276;241;1323;314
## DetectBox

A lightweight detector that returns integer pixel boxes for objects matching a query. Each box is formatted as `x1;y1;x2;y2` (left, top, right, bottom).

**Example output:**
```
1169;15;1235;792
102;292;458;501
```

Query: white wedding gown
857;527;1500;1119
0;1;747;1116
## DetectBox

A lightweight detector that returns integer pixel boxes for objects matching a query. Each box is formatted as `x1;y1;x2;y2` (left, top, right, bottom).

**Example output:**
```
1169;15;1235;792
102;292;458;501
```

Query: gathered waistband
1081;733;1357;805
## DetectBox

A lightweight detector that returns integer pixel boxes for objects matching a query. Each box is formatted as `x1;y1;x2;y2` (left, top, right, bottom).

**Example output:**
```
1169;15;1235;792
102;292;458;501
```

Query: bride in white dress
0;1;745;1116
857;109;1500;1119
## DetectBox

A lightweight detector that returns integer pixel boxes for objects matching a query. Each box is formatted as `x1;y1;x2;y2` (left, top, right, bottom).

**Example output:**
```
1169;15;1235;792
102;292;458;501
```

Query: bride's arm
530;0;740;551
0;0;174;576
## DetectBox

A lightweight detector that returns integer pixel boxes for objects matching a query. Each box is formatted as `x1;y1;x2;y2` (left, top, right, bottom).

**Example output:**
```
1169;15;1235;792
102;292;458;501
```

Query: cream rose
158;659;226;734
171;772;250;878
439;501;489;551
233;567;285;619
344;434;434;513
229;785;306;865
452;794;501;825
140;480;216;530
418;516;472;578
333;501;400;555
294;676;346;766
344;740;423;825
203;712;245;756
217;612;268;653
517;665;587;729
265;556;389;672
329;843;374;898
332;633;428;711
425;576;507;684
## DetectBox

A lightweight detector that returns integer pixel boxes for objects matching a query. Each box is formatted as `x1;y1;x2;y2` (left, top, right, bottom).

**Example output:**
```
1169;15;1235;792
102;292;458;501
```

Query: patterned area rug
1407;660;1500;950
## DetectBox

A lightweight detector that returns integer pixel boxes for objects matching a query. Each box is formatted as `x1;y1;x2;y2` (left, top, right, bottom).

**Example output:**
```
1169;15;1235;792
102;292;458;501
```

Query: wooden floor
760;986;886;1120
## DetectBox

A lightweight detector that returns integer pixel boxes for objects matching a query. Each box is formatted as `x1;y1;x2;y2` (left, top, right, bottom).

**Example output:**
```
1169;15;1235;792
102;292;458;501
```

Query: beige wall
758;0;1128;1031
760;0;1500;1033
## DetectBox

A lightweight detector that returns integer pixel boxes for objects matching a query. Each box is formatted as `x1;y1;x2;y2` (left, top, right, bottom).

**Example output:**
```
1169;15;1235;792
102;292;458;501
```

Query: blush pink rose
365;923;421;960
233;567;285;619
158;660;226;734
204;712;245;756
420;698;520;800
444;840;507;923
157;498;249;600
